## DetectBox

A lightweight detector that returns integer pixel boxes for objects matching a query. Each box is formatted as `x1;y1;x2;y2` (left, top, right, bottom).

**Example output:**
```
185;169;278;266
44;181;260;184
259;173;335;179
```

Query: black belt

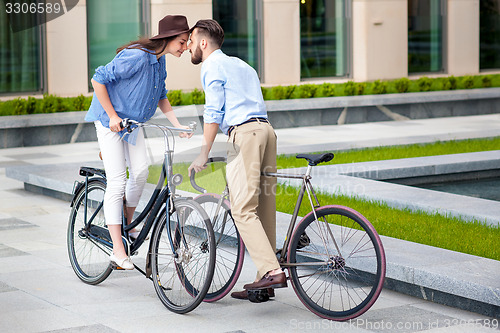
228;117;269;136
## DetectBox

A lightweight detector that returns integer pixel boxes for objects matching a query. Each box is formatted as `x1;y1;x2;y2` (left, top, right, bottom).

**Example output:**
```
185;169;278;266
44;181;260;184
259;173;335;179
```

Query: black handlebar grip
190;169;207;194
207;157;227;163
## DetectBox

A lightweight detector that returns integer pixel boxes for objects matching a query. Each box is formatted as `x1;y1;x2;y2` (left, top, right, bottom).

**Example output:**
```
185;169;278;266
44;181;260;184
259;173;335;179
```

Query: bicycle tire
287;205;386;321
150;198;216;313
194;194;244;302
67;178;112;285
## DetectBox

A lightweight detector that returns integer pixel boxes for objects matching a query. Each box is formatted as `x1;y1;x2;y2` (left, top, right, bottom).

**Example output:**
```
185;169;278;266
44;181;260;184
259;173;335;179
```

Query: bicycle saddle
296;153;334;166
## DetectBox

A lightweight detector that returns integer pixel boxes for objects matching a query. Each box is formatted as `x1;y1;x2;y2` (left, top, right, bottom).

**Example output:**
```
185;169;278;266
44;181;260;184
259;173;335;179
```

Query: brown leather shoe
231;288;275;300
243;272;287;290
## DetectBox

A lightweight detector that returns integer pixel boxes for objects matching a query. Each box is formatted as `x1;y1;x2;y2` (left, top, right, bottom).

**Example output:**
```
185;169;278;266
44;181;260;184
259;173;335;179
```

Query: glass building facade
408;0;444;73
0;9;43;94
213;0;259;71
86;0;147;89
480;0;500;70
300;0;348;78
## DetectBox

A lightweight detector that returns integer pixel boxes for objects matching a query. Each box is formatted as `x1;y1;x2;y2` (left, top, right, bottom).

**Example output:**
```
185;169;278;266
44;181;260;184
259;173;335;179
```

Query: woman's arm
158;98;182;127
158;98;193;138
91;79;122;132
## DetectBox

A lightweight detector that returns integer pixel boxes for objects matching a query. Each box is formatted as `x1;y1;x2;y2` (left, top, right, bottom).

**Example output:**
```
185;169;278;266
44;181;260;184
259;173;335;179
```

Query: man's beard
191;45;203;65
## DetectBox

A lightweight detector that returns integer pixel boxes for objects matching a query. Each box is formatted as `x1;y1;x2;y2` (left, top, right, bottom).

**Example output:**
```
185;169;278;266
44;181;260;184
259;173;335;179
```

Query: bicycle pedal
247;289;270;303
111;262;126;270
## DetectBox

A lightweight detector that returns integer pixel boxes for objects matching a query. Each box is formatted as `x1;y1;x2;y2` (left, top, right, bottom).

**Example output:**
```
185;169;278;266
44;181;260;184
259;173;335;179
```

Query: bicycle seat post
304;165;313;178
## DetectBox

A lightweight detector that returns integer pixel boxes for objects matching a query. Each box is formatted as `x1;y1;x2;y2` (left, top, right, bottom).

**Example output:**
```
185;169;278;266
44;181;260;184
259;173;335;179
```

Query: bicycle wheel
194;194;244;302
67;178;112;285
151;198;216;313
287;205;386;321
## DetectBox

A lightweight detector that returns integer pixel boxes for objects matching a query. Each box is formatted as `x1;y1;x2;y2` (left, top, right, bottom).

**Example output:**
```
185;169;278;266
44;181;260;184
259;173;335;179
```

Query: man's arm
188;122;219;174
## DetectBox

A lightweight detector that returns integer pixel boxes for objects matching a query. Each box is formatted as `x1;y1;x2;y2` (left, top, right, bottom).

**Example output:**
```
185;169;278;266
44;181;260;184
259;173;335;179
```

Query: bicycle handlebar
121;118;197;133
190;157;227;194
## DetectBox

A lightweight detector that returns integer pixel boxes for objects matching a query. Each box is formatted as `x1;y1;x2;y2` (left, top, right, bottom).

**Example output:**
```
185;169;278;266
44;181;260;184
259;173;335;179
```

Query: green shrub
482;75;493;88
394;78;410;93
296;84;318;98
417;76;432;92
11;98;26;115
461;76;474;89
41;94;64;113
343;81;356;96
26;96;37;114
318;83;336;97
190;88;205;104
271;85;296;100
372;80;388;94
167;90;182;106
71;94;91;111
261;87;270;100
355;82;366;95
440;76;458;90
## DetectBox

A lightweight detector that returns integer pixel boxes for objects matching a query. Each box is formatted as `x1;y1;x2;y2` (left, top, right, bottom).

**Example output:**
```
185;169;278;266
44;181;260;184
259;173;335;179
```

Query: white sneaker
129;230;149;241
109;254;134;270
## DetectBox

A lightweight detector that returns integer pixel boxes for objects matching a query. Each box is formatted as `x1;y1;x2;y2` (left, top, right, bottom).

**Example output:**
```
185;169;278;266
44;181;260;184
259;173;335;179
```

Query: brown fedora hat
150;15;190;40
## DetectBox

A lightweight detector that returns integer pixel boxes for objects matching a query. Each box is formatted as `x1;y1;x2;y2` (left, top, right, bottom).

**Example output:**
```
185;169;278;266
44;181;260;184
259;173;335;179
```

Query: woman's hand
109;115;123;132
178;125;194;138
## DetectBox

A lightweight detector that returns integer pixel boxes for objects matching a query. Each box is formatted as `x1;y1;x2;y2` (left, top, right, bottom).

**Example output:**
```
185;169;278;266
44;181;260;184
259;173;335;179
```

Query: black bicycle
67;119;216;314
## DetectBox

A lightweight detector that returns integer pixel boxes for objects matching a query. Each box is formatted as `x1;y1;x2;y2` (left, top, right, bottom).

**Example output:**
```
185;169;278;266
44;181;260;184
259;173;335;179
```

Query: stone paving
1;114;499;332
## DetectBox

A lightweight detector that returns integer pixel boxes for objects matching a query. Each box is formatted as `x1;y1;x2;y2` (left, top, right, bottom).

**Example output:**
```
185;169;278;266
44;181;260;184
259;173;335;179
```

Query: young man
187;19;286;299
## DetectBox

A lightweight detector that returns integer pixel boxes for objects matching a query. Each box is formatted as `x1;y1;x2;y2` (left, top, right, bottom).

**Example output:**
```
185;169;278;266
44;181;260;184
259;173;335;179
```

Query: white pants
95;121;149;225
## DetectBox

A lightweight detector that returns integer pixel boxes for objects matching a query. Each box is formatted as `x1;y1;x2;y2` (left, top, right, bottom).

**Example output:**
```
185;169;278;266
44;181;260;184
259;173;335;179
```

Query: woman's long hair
116;36;175;55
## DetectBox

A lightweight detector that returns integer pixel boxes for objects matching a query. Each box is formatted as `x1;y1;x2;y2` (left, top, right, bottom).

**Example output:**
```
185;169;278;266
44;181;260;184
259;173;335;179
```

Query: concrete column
262;0;300;85
45;0;88;96
352;0;407;81
447;0;479;75
150;0;212;91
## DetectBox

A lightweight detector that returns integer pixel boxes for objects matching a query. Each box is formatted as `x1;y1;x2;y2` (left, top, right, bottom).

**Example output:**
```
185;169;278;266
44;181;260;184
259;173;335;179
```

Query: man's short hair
191;19;224;48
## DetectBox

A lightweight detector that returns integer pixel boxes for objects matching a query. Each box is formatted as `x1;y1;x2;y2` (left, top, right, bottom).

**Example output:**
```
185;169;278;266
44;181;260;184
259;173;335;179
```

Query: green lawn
149;137;500;260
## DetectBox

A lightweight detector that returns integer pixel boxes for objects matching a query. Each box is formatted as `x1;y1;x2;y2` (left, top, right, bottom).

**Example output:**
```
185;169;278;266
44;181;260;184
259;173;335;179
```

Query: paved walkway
1;114;499;332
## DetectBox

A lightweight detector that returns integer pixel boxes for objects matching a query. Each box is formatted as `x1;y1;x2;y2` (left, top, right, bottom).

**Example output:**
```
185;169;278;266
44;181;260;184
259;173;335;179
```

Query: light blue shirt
85;47;168;143
201;49;267;135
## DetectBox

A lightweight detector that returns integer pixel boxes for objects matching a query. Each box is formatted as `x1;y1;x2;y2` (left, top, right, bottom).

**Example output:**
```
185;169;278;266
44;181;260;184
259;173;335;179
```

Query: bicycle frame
75;120;195;276
192;161;327;262
262;165;323;262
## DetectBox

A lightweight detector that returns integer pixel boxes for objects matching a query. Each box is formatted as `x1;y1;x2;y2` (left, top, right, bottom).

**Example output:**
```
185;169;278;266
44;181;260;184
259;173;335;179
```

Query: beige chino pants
226;120;280;279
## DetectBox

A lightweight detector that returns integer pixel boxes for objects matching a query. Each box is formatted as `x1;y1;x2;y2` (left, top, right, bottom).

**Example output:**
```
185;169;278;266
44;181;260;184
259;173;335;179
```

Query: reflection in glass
480;0;500;70
0;9;42;93
87;0;146;90
213;0;258;71
300;0;347;78
408;0;443;73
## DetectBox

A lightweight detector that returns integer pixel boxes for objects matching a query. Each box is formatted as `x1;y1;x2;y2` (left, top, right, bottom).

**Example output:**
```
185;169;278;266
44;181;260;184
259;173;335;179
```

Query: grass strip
276;137;500;169
276;184;499;261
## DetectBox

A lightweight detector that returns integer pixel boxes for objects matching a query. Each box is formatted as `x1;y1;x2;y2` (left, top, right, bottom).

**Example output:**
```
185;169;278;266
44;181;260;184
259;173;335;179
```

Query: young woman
85;15;192;269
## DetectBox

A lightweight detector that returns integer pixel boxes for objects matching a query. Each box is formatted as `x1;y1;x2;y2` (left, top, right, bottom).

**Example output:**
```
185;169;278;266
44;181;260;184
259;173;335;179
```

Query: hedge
1;74;499;116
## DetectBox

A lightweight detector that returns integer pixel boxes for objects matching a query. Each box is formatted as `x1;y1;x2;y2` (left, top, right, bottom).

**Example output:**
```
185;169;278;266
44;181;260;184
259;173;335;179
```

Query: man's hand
188;153;209;175
177;125;194;138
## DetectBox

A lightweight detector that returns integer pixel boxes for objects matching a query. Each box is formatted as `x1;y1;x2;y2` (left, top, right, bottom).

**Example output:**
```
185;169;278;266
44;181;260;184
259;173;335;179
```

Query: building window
213;0;259;72
480;0;500;70
300;0;349;79
87;0;148;90
408;0;444;73
0;11;43;94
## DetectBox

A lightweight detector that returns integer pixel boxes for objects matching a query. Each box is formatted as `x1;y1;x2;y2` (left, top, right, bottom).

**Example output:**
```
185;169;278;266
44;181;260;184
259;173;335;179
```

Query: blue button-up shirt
85;48;168;143
201;49;267;135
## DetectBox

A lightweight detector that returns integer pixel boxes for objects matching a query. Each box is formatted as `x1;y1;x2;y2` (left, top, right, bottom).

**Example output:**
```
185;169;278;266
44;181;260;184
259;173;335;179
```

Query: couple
85;15;286;301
